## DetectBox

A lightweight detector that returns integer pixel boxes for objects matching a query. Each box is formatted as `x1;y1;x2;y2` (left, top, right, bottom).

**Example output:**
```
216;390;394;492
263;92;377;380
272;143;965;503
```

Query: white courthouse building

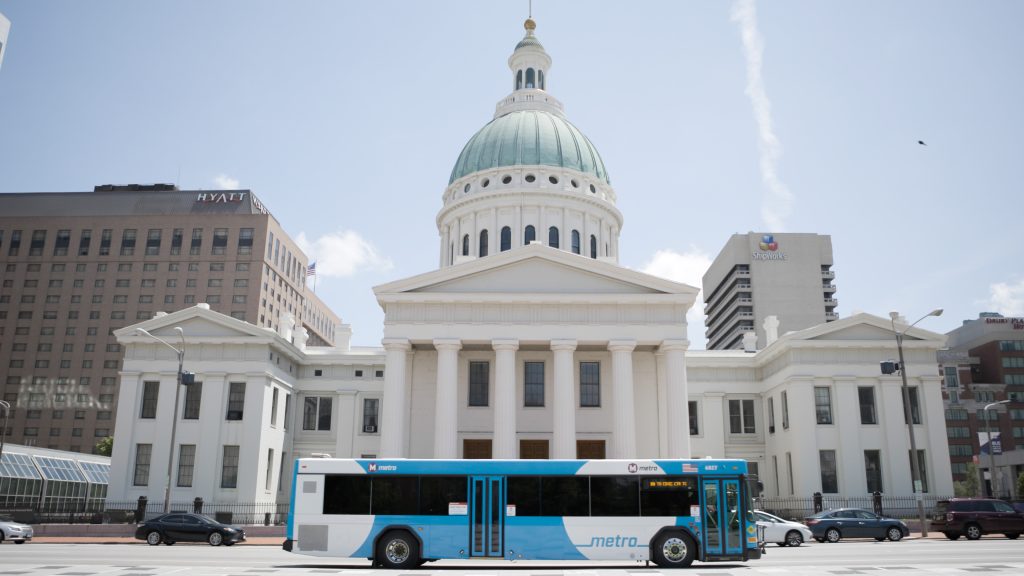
107;19;953;506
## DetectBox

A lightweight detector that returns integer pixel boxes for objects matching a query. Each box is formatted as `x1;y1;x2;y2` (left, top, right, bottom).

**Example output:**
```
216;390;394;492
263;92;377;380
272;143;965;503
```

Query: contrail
731;0;793;231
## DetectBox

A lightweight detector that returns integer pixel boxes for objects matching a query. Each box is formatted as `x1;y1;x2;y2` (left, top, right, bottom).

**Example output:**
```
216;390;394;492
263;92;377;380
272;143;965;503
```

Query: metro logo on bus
367;463;397;472
627;462;659;473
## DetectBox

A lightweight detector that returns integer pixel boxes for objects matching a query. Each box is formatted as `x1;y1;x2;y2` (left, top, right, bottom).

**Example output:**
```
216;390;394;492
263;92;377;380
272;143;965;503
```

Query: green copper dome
449;110;610;185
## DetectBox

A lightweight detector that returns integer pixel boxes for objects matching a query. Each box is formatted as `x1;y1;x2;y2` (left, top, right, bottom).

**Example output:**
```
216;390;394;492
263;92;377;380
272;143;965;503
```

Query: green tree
94;436;113;457
954;462;980;497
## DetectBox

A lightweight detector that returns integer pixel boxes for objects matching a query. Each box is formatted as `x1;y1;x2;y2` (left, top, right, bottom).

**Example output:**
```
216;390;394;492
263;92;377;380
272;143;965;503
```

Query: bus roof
295;458;749;477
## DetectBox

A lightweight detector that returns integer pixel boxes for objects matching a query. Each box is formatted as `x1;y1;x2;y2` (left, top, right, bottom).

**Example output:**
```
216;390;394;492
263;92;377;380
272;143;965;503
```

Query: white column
661;339;691;458
433;338;462;459
551;339;578;459
380;338;411;457
609;340;637;459
492;339;519;459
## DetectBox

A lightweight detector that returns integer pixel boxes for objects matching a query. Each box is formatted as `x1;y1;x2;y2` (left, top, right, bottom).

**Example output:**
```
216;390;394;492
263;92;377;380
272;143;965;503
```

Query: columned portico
661;339;691;458
609;339;637;458
492;339;519;458
433;338;462;458
380;338;411;457
551;339;578;459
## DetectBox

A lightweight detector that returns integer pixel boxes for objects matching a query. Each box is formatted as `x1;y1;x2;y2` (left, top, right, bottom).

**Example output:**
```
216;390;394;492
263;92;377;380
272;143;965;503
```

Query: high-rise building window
53;229;71;256
238;228;254;255
29;229;46;256
469;361;489;407
212;228;228;255
524;361;544;407
133;444;152;486
8;230;22;256
170;228;183;255
190;228;203;255
221;445;239;488
145;228;161;256
119;229;136;256
177;444;196;487
99;229;112;255
78;229;91;255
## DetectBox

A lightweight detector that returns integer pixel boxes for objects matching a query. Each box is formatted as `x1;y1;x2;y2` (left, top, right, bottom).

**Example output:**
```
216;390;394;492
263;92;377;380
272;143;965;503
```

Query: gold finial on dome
524;18;536;31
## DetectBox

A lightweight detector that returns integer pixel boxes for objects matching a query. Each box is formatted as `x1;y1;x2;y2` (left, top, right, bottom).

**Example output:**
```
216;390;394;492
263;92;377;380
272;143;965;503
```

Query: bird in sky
918;140;927;146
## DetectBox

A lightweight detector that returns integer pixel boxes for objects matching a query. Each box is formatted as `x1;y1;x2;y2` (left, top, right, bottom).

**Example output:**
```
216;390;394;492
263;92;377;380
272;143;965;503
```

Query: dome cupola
437;19;623;269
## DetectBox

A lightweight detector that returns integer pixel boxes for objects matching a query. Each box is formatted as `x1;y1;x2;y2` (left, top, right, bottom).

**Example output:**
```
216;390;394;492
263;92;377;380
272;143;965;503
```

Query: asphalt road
1;537;1023;575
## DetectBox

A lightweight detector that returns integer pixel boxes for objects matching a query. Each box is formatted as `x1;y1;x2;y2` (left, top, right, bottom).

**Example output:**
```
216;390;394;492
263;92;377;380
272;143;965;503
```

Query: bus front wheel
376;530;420;570
652;531;696;568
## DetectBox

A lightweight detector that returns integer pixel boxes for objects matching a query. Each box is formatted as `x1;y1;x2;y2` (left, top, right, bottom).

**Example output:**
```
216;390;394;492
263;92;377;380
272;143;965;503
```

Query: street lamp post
136;327;185;514
984;399;1010;498
889;308;942;537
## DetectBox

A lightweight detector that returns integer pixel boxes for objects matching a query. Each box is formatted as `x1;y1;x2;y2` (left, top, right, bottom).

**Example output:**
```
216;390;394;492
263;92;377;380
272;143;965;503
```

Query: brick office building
0;184;342;451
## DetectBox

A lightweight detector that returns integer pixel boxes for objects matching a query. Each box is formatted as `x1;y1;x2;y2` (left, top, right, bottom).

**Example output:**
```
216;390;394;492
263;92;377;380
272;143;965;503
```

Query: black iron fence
756;494;952;521
0;497;289;526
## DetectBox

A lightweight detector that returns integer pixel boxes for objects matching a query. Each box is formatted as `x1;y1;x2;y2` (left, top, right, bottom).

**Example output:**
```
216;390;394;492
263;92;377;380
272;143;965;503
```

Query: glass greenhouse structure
0;444;110;514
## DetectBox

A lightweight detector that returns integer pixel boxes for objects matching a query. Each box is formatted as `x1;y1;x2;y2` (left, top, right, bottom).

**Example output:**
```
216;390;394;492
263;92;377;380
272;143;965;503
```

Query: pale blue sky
1;1;1021;348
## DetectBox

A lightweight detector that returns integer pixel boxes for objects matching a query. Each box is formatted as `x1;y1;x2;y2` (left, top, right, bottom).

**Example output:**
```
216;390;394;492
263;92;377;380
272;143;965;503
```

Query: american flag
306;261;317;276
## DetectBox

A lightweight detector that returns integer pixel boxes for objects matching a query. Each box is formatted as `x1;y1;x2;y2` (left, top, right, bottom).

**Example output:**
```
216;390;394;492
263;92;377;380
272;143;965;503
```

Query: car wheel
785;530;803;547
146;531;162;546
14;540;26;545
944;532;960;540
825;527;841;543
376;530;420;570
208;532;223;546
887;526;903;542
1005;533;1020;540
652;531;696;568
965;524;982;540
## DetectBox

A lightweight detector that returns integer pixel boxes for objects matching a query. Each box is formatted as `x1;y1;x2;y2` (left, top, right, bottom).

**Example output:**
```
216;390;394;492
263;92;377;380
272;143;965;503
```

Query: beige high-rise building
703;232;838;350
0;184;342;451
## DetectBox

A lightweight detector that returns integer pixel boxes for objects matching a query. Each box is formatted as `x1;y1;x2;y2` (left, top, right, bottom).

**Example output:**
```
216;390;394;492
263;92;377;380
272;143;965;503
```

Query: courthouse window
814;387;833;425
302;396;333;431
524;362;544;407
469;362;489;407
579;362;600;407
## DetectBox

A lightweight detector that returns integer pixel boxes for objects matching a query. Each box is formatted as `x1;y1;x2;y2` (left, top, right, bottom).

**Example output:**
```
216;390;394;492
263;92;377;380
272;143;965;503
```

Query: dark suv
932;498;1024;540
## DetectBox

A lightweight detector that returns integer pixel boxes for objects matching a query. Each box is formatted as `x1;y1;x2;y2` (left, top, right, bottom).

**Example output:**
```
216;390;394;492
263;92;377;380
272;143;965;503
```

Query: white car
754;510;812;547
0;515;33;544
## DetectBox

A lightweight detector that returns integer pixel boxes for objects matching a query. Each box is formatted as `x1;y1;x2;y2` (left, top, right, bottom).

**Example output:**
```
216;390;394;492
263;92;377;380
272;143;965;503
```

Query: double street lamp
136;326;187;514
984;399;1010;498
885;308;942;537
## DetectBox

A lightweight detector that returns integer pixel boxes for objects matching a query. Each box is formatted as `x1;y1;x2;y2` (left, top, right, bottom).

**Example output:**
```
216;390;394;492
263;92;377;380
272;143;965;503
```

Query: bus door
701;479;743;558
469;476;505;558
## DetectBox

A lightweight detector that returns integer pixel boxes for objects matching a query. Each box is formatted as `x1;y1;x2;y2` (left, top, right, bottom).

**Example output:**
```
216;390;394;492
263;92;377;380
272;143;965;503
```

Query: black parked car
135;513;246;546
931;498;1024;540
804;508;909;543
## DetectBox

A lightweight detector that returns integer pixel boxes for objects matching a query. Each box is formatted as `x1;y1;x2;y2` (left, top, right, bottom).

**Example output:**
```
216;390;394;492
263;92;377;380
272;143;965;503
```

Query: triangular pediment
113;304;278;341
783;312;945;344
374;244;698;299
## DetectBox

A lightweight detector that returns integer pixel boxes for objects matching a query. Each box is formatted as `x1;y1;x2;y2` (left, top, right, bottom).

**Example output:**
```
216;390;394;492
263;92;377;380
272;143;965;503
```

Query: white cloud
213;174;240;189
641;247;713;349
295;230;393;278
731;0;794;231
984;279;1024;316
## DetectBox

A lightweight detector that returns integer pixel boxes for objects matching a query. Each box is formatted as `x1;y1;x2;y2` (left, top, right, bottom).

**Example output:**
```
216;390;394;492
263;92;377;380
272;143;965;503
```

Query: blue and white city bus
283;458;763;569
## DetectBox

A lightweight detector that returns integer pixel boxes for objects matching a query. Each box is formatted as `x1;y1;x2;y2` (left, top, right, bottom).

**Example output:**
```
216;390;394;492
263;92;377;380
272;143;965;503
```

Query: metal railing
755;494;951;521
0;497;289;526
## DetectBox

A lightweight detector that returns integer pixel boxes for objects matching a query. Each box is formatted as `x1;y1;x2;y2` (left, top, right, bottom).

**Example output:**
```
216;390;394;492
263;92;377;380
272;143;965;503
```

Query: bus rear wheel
653;531;696;568
376;530;420;570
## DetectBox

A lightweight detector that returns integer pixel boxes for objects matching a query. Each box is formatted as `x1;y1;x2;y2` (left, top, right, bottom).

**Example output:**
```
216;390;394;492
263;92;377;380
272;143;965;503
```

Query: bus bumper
282;539;293;552
747;547;762;560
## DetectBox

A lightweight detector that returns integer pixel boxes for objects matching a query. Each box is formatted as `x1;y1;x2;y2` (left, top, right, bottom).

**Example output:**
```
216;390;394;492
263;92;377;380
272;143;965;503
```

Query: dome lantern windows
571;179;579;188
464;183;471;194
589;184;597;194
479;229;489;257
502;175;512;184
524;225;536;244
525;174;536;183
500;227;511;252
548;175;559;185
590;235;598;259
516;69;523;90
548;226;559;249
538;69;545;90
526;68;536;88
482;178;490;188
571;230;581;255
462;235;470;256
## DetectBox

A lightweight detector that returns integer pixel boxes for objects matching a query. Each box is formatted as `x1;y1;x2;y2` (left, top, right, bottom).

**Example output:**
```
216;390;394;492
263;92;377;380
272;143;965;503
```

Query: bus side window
324;475;371;514
507;476;541;516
